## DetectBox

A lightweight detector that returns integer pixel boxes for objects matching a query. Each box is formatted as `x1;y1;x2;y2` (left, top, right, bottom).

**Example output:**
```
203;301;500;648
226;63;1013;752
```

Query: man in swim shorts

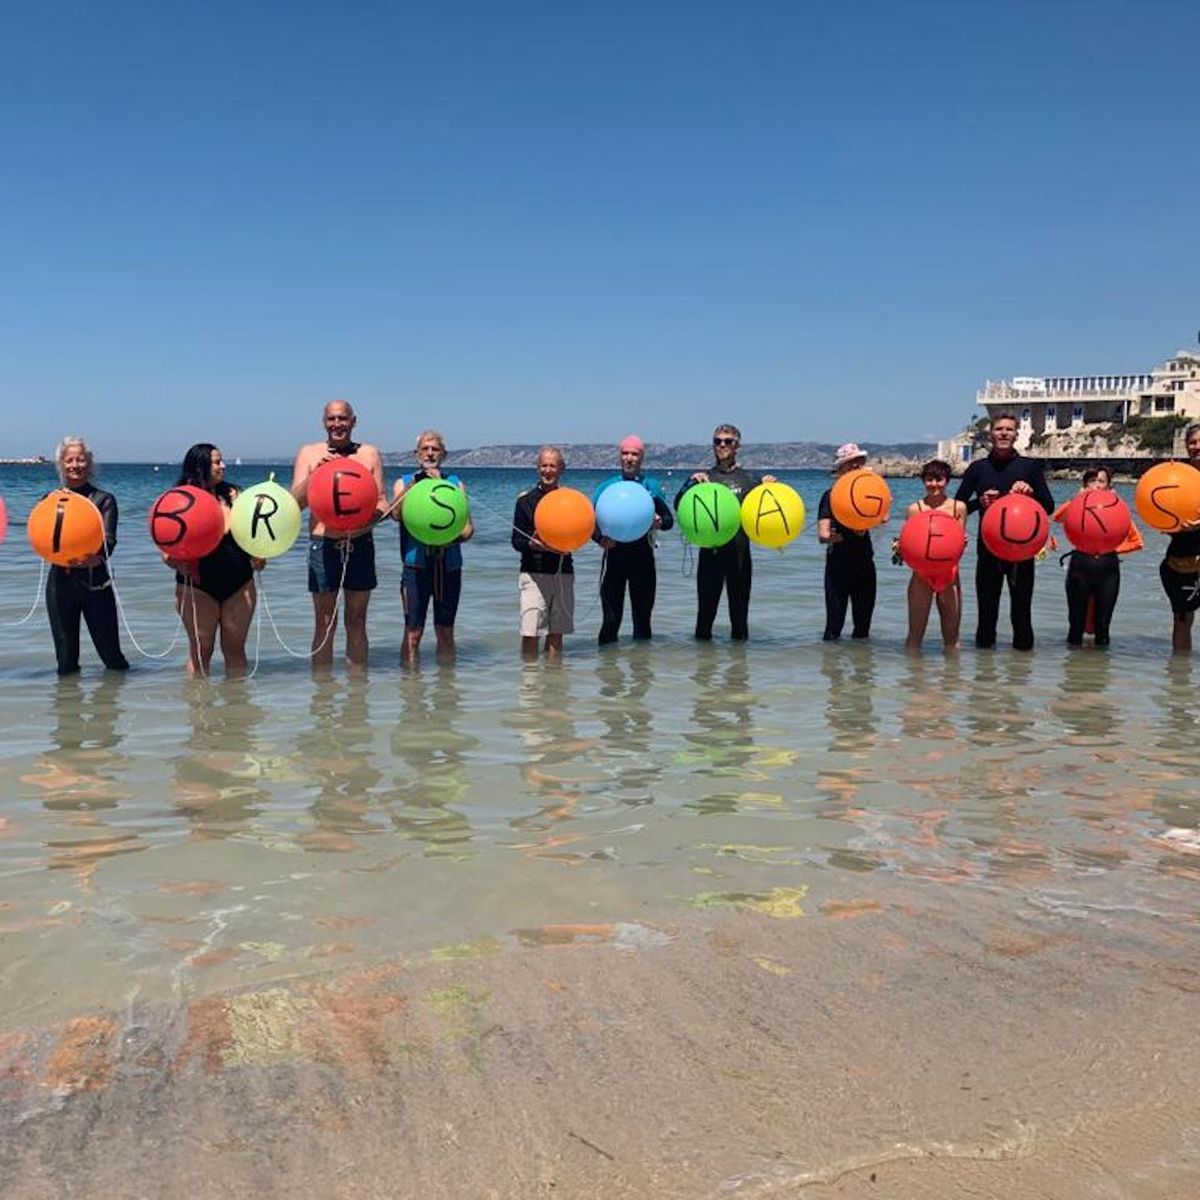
512;446;575;659
594;435;673;644
392;429;474;664
291;399;387;668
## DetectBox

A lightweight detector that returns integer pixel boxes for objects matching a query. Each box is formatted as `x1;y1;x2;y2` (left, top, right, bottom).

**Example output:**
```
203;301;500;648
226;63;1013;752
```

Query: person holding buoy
165;444;259;675
674;424;775;641
901;459;967;650
1054;467;1140;648
391;430;474;664
594;435;673;645
291;400;386;668
818;443;878;641
955;413;1054;651
43;437;130;676
1155;423;1200;652
512;446;586;658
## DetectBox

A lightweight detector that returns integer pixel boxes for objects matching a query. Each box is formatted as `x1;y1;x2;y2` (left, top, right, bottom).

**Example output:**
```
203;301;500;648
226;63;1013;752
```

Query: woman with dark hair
165;443;258;675
903;459;967;650
46;436;130;675
1055;466;1142;647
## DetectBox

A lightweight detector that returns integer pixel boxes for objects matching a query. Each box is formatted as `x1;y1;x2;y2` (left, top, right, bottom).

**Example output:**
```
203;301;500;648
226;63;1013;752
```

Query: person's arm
291;445;313;507
76;490;118;567
512;492;533;554
955;464;981;514
674;476;702;509
653;493;674;532
593;476;615;547
817;492;841;544
364;446;388;518
1050;496;1073;523
98;491;119;553
391;475;410;522
455;479;474;542
1031;466;1055;515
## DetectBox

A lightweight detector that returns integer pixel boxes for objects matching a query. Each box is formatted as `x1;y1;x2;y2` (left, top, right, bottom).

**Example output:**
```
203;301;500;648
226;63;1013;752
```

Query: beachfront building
939;348;1200;465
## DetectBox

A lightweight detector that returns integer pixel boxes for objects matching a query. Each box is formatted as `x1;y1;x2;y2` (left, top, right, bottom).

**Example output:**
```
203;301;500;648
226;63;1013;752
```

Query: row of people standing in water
818;416;1187;652
31;406;1200;676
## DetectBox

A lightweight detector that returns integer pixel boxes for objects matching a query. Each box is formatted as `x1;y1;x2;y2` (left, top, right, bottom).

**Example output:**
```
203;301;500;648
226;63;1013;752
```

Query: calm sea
1;461;1197;1195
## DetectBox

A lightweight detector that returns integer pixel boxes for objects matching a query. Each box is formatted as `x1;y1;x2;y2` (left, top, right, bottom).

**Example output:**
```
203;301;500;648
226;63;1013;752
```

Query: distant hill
387;441;936;470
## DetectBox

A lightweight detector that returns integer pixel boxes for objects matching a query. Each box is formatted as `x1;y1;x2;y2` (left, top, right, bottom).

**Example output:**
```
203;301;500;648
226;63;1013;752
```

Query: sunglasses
712;437;737;446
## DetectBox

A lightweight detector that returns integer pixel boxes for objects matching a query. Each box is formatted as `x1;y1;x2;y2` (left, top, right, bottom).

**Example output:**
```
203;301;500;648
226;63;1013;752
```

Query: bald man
594;435;673;643
291;399;386;668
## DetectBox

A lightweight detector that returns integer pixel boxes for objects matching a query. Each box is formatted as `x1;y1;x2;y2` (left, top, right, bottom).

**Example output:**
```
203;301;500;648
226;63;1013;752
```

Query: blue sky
2;0;1196;459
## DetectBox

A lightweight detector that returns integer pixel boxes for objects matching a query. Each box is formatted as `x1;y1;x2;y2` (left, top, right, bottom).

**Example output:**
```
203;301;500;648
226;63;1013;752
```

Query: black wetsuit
1160;520;1200;616
595;474;674;644
511;486;574;575
1065;551;1119;645
818;489;876;640
956;452;1054;650
45;483;130;676
675;463;762;641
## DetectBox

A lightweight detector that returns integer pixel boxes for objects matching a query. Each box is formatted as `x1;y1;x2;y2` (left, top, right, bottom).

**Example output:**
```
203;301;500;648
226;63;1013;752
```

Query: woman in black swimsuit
166;443;259;675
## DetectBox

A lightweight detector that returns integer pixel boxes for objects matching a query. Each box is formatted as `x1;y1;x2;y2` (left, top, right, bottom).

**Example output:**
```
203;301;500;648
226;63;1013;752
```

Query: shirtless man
291;400;386;668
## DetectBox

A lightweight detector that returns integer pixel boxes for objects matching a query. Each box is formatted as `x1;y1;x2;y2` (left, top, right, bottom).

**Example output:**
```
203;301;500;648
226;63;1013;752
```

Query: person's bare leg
176;585;219;676
311;593;339;668
937;581;962;650
521;636;539;659
545;633;563;660
218;581;256;675
905;574;933;651
403;626;423;666
1172;611;1194;653
343;590;371;668
434;625;455;662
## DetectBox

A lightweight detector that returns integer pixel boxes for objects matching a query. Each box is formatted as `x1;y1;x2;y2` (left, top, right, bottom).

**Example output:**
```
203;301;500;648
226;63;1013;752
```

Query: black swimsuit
174;495;254;604
176;532;254;604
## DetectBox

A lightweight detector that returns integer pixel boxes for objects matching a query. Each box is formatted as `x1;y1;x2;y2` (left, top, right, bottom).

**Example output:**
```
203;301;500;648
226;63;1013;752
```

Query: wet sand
3;880;1197;1199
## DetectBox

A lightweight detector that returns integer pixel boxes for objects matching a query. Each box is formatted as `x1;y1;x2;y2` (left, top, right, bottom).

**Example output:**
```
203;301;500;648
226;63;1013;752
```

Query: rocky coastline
411;441;936;476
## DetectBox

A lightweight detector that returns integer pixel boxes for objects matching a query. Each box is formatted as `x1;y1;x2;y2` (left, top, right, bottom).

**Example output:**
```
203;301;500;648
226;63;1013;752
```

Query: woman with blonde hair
46;437;130;675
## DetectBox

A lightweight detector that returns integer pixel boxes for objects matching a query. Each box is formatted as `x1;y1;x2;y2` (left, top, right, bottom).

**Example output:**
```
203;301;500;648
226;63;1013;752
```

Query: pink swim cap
619;435;645;453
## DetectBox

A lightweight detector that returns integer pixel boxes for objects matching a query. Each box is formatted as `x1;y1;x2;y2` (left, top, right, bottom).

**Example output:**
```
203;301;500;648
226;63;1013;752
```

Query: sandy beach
3;880;1197;1198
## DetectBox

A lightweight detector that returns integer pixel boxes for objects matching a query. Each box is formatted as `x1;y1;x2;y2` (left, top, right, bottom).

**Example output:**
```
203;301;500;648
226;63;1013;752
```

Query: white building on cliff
939;348;1200;464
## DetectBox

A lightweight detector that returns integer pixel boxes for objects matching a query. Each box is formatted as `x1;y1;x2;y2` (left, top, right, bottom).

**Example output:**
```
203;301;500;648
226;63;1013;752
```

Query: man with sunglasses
675;424;775;640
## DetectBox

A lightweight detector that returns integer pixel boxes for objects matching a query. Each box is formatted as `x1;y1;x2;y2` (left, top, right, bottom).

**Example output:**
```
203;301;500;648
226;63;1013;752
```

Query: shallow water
1;464;1198;1194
